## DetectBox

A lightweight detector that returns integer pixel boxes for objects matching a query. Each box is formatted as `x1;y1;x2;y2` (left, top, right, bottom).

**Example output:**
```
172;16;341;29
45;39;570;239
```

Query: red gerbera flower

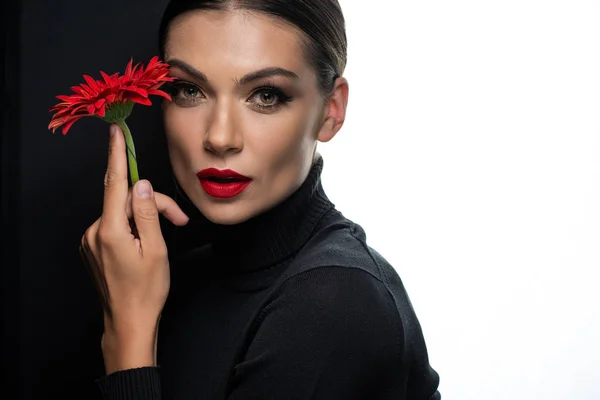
48;56;174;135
48;56;175;184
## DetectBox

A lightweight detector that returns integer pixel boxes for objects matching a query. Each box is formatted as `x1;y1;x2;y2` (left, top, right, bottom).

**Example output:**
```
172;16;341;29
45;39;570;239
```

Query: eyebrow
166;58;299;85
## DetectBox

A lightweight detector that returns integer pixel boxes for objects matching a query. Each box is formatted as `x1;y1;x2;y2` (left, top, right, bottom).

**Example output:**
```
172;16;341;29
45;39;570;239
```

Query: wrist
101;316;160;375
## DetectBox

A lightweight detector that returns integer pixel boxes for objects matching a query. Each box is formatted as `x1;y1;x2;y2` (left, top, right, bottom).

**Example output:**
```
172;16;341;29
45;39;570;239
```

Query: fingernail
110;125;117;137
136;180;152;199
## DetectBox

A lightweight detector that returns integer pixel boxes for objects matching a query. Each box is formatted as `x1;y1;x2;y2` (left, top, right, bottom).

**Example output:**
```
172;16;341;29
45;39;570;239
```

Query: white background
319;1;600;399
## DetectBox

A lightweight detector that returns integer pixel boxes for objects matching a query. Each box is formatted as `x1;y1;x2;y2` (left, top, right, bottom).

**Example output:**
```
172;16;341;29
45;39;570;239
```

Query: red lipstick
196;168;252;199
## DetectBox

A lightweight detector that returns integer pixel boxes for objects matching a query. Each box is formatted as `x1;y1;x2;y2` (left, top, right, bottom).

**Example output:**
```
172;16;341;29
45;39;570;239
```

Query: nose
203;99;243;156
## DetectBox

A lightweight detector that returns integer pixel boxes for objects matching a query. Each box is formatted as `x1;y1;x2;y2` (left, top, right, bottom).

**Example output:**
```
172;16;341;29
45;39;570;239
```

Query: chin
197;202;258;226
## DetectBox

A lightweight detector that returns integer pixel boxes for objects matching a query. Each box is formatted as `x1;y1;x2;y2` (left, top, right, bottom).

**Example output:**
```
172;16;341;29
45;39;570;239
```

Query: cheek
163;107;207;165
244;105;318;166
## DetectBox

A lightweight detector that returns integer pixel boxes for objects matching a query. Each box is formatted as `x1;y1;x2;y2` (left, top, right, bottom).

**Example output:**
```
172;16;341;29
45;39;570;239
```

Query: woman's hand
79;124;189;374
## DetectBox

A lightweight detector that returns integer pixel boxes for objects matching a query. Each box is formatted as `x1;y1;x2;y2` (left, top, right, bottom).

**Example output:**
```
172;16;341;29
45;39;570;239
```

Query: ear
317;77;349;143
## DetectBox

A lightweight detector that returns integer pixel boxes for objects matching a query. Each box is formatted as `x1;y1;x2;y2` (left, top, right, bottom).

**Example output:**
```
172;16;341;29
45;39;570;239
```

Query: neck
169;156;334;273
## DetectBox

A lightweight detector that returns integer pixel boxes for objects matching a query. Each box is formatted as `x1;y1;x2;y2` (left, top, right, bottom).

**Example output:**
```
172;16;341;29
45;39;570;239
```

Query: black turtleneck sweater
96;157;441;399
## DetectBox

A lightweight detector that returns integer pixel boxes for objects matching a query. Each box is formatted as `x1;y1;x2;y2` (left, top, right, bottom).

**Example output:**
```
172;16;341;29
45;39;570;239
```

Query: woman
81;0;441;398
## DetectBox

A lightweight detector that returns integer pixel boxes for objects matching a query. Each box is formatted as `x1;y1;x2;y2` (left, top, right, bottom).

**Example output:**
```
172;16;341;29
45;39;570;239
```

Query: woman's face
162;10;346;225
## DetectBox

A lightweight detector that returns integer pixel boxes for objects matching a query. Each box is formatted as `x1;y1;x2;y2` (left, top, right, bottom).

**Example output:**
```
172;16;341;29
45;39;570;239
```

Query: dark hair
158;0;347;95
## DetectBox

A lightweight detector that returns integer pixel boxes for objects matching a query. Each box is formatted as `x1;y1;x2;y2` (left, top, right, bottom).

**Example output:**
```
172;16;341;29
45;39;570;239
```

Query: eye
181;85;201;98
248;87;292;111
257;91;276;105
167;80;205;106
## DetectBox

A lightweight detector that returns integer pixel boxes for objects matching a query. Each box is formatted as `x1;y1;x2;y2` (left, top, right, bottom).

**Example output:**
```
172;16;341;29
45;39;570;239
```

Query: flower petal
148;89;172;101
100;71;113;86
128;95;152;106
125;58;134;77
122;86;148;97
61;117;83;135
94;98;105;108
83;74;100;91
70;86;87;96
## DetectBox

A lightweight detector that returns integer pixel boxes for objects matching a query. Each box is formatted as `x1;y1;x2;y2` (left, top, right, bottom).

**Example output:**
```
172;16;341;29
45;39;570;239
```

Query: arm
227;266;441;400
80;125;188;399
94;322;161;399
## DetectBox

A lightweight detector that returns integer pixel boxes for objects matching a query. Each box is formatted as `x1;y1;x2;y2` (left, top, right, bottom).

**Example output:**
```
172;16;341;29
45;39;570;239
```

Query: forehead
165;10;310;75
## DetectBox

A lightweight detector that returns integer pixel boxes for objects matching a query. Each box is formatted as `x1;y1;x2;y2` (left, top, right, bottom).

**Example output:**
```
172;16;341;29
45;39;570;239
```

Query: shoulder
269;210;427;342
252;265;404;366
238;263;407;397
269;263;399;324
286;209;385;279
240;211;441;399
257;210;408;343
282;210;416;318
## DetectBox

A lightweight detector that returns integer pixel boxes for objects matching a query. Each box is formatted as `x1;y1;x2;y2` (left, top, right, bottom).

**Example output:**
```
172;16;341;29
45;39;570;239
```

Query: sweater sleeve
227;266;441;400
95;366;161;399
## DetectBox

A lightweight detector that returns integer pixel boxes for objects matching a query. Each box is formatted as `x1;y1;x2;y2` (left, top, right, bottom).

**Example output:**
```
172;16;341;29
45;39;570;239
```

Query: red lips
196;168;252;199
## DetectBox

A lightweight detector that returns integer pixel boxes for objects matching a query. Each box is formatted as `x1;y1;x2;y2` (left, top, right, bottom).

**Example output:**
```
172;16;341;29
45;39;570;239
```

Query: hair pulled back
158;0;347;95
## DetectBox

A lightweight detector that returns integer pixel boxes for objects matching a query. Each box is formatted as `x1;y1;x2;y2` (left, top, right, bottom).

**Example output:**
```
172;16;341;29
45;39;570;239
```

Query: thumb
131;180;164;252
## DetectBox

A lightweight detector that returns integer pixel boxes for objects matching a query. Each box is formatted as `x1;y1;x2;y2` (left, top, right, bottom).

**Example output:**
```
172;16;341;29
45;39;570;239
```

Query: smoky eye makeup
162;71;297;111
163;79;206;107
246;81;294;112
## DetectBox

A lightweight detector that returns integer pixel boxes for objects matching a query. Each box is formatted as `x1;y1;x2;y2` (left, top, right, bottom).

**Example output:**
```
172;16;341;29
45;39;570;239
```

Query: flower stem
115;118;139;186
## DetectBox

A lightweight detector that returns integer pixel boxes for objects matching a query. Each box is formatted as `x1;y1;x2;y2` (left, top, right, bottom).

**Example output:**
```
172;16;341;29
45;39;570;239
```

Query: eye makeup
163;79;206;107
163;78;294;111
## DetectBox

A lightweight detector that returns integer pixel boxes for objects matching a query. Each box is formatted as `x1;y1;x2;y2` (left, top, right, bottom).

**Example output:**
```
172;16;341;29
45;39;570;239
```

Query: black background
2;0;174;398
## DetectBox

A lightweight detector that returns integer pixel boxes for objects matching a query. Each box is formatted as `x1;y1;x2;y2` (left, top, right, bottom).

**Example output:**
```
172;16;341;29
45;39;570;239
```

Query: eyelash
165;79;293;110
164;80;204;106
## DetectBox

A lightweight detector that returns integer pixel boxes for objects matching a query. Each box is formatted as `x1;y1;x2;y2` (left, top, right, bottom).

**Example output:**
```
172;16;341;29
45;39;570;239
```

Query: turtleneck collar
168;156;334;273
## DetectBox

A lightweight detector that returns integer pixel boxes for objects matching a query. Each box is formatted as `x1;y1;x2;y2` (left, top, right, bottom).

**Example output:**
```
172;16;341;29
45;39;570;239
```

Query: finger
126;189;189;226
80;219;99;267
80;223;104;297
102;124;129;229
131;179;165;253
80;223;112;315
79;243;111;314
